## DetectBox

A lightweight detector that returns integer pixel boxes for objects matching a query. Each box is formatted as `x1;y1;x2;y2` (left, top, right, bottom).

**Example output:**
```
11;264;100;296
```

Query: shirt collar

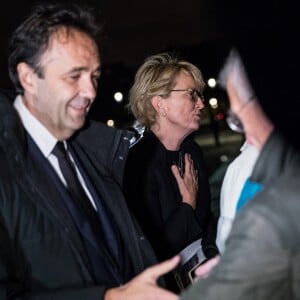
13;95;58;158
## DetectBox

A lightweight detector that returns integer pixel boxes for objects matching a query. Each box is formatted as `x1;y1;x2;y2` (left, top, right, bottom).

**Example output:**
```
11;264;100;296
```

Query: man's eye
70;74;80;80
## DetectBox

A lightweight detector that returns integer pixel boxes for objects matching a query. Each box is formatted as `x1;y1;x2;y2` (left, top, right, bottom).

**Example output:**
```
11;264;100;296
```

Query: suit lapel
69;141;146;273
68;144;123;274
23;135;93;274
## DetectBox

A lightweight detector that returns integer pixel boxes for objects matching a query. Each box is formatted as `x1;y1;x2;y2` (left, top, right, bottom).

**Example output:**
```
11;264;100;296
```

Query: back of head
217;0;299;148
8;2;102;95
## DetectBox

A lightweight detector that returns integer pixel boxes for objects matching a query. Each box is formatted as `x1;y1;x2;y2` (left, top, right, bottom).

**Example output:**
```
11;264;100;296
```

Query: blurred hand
171;153;198;209
105;256;180;300
194;255;220;280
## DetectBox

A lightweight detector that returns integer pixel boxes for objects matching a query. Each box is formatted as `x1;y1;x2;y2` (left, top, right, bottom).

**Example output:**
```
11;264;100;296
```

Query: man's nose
80;77;97;100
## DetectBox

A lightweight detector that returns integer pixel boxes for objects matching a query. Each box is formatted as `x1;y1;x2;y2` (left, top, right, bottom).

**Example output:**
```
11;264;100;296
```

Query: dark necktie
52;141;103;234
52;141;120;265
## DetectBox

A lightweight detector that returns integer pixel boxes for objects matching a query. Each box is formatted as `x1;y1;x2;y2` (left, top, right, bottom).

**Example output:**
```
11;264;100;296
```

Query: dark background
1;0;298;128
0;0;231;125
0;0;299;185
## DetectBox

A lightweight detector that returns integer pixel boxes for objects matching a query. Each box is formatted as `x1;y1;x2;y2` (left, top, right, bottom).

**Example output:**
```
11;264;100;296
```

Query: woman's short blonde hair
129;52;205;129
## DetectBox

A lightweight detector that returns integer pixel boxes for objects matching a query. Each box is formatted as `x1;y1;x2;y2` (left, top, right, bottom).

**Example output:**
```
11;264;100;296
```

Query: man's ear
17;62;37;94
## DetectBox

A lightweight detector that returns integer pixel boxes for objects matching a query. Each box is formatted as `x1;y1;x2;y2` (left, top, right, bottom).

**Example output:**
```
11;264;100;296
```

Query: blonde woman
123;53;219;292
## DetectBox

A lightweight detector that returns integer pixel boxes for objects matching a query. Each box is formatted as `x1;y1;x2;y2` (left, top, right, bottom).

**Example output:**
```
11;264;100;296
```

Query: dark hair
8;2;103;94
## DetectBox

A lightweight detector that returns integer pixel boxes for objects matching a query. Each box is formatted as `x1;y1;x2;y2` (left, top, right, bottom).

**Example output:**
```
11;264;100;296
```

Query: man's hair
218;47;256;106
129;52;205;129
218;48;239;90
8;2;103;94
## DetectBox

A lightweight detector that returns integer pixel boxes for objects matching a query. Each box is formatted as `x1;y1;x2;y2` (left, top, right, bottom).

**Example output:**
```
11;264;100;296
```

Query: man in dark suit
0;3;179;299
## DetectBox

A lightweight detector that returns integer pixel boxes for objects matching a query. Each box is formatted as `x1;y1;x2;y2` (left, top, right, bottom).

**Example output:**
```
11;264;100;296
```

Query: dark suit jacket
0;93;159;299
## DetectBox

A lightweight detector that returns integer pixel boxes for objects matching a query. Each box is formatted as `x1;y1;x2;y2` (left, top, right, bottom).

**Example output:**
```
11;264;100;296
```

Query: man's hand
105;256;180;300
194;255;220;280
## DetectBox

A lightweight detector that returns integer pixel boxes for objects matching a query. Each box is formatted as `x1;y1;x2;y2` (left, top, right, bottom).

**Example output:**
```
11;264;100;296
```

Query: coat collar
251;129;300;185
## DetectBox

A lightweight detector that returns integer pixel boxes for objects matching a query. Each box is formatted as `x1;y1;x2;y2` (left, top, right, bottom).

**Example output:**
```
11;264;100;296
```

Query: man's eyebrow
67;66;101;73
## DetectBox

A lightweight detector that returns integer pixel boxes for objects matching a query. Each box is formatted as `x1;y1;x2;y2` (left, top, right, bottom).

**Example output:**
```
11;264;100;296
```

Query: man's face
22;28;101;140
226;70;255;143
224;53;273;149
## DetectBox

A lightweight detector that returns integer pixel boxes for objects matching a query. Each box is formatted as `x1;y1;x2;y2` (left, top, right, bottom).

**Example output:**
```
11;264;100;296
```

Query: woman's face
156;70;205;138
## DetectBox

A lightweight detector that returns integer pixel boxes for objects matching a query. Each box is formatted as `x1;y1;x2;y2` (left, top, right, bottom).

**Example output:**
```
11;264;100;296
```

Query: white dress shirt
13;95;97;209
216;142;259;253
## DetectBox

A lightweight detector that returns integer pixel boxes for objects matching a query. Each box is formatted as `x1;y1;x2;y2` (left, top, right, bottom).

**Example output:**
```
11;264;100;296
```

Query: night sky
0;0;298;130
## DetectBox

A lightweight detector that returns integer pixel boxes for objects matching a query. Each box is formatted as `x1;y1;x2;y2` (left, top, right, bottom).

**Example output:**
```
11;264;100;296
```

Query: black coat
123;130;218;262
0;92;159;299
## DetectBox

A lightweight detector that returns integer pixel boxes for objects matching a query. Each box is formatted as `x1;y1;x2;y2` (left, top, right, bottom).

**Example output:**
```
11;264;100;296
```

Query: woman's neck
150;125;186;151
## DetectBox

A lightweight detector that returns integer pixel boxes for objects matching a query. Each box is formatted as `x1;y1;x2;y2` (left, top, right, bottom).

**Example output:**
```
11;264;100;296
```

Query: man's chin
67;118;87;134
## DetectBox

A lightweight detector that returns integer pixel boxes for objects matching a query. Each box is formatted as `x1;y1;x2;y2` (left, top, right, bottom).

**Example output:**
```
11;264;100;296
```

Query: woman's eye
188;91;196;101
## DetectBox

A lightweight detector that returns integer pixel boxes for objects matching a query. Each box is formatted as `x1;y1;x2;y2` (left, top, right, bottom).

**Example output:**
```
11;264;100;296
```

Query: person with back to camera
0;3;182;299
184;2;300;286
123;53;219;292
179;36;300;298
